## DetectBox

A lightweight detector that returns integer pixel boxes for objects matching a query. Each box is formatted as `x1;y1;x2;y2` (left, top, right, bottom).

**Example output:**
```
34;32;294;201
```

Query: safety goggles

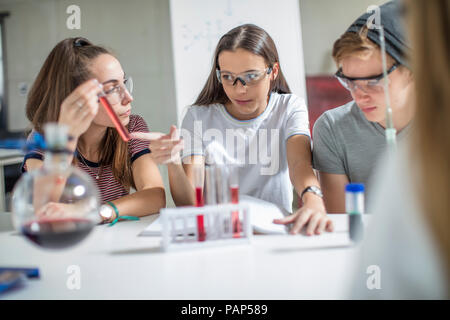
335;62;400;94
216;67;272;87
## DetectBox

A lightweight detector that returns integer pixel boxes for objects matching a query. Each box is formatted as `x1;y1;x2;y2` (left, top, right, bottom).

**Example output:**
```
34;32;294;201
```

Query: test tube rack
160;203;252;252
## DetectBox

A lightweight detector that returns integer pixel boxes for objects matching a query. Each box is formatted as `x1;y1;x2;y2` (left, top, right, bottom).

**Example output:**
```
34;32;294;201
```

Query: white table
0;149;24;212
0;214;367;299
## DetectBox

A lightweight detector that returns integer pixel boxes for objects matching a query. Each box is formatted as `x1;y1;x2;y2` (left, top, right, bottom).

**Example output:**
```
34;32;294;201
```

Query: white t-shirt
180;92;311;214
350;142;447;299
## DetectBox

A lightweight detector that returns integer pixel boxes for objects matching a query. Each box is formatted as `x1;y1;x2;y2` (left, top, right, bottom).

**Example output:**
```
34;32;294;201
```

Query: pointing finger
130;132;166;141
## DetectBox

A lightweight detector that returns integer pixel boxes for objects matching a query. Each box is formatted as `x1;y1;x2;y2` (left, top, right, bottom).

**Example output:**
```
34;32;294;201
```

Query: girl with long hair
24;37;165;223
132;24;333;235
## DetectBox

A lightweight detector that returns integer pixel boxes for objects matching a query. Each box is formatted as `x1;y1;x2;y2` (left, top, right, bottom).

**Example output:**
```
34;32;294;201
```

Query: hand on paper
273;194;334;236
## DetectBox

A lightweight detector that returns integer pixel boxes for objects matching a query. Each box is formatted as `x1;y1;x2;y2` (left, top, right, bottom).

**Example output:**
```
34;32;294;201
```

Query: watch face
302;186;323;199
100;205;113;219
311;186;323;197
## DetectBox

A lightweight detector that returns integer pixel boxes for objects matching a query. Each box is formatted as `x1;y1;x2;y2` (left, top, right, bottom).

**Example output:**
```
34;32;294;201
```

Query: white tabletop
0;148;24;160
0;214;367;299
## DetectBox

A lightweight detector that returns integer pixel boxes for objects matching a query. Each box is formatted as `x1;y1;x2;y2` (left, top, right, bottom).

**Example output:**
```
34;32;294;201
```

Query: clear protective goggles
335;62;399;94
216;67;272;87
102;76;133;104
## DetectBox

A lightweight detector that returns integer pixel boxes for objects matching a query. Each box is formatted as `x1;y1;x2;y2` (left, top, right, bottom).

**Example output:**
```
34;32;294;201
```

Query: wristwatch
300;186;323;201
99;204;114;223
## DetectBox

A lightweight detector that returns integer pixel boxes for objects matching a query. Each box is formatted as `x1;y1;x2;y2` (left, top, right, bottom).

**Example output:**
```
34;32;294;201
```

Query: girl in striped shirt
23;37;165;223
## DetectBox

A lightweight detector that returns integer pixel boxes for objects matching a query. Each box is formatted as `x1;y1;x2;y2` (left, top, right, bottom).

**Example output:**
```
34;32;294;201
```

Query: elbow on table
142;187;166;215
155;187;166;212
172;190;197;207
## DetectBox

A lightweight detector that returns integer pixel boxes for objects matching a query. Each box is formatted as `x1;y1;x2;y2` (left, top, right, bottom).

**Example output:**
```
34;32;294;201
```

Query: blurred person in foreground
352;0;449;299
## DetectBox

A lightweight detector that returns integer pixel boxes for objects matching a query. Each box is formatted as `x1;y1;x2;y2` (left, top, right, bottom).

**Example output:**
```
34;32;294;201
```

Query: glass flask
11;123;100;249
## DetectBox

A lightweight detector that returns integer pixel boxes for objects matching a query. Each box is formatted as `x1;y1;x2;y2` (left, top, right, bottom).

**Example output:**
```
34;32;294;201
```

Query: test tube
205;165;217;206
346;183;365;243
229;165;241;238
214;165;226;203
215;165;230;237
193;164;205;241
205;165;217;240
98;94;130;142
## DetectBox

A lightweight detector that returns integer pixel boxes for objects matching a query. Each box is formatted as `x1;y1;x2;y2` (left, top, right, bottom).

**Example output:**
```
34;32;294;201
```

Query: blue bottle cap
345;183;365;193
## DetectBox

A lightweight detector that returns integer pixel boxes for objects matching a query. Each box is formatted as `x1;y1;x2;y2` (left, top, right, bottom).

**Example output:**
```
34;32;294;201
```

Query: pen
0;267;40;278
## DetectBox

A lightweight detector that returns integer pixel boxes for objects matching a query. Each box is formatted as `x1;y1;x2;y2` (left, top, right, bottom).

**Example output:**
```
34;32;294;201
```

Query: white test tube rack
160;203;252;252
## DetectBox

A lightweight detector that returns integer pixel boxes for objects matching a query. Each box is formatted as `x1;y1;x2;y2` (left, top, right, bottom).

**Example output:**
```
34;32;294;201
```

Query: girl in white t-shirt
132;24;333;235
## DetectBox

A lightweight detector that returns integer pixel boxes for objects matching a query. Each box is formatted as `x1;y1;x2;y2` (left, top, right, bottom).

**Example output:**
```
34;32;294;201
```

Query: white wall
299;0;387;75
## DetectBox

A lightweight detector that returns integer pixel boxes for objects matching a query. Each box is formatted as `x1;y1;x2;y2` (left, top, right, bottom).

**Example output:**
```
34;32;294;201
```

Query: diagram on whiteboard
181;21;224;52
180;0;249;52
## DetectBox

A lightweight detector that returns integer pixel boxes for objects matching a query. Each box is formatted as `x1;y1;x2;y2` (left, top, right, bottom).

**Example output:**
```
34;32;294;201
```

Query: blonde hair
332;26;381;67
408;0;450;294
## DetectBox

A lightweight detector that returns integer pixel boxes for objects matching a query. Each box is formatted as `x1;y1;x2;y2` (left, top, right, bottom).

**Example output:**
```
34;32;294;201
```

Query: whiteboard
169;0;307;122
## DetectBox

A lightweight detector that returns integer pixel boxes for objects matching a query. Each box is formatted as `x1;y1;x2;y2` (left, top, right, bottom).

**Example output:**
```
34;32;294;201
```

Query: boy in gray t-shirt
312;1;415;213
313;101;412;207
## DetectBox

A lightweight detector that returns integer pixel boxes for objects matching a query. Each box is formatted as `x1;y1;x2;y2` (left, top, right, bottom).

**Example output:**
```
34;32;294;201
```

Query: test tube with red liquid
215;165;230;236
194;165;205;241
98;94;130;142
229;165;241;238
205;166;217;239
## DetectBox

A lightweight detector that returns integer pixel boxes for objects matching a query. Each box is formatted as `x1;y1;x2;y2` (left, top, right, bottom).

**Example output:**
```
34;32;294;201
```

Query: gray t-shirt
312;101;412;196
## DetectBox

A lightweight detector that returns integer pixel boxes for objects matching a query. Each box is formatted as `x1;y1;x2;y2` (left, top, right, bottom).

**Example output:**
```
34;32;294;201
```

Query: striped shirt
22;114;151;203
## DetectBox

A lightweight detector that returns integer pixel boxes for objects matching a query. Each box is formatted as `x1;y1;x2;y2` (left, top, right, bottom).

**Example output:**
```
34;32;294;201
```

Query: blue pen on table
0;271;26;294
0;267;40;278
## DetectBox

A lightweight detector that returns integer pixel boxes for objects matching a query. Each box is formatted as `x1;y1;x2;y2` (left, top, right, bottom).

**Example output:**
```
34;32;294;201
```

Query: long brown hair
194;24;291;106
407;0;450;293
26;37;135;190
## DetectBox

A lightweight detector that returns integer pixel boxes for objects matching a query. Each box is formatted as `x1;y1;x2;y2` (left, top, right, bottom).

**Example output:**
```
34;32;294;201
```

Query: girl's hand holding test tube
58;79;103;141
59;77;134;147
129;125;184;164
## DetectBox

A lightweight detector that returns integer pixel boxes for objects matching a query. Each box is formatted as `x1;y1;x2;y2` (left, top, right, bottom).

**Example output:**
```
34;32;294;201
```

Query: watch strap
300;186;323;201
107;201;140;227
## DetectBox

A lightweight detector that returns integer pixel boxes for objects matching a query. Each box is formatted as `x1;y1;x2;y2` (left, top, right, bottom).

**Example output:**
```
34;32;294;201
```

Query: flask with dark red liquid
11;123;101;250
